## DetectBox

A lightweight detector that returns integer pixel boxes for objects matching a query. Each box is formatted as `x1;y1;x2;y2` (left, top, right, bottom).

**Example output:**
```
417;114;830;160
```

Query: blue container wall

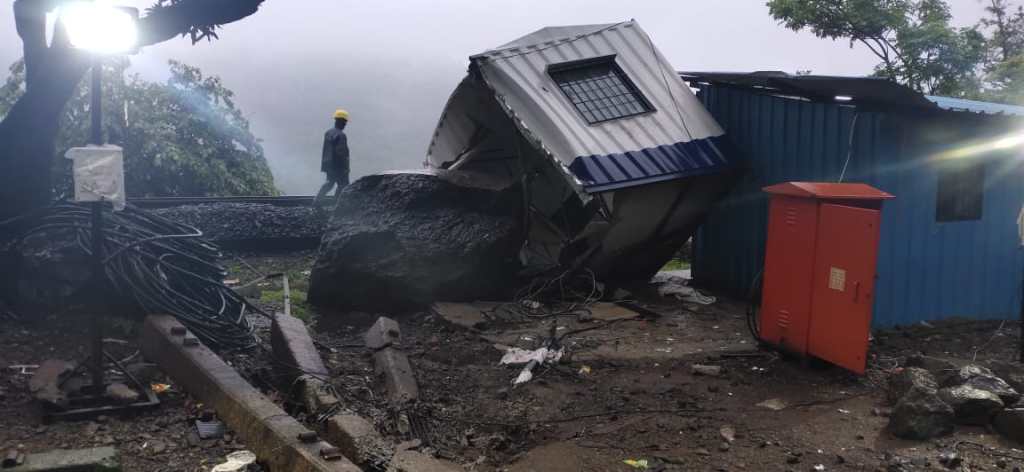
694;85;1024;326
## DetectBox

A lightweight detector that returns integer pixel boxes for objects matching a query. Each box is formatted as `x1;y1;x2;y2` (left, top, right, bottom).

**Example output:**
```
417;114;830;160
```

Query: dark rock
963;374;1021;406
940;365;996;387
308;172;522;312
905;355;958;377
888;387;955;439
994;408;1024;443
988;360;1024;399
888;367;938;404
937;384;1004;425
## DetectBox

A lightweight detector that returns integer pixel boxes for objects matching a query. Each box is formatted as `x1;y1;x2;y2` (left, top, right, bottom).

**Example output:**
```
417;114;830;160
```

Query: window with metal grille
548;56;653;124
936;162;984;222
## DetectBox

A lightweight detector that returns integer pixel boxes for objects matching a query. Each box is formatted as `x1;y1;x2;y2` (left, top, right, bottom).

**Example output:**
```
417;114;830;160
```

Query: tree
976;0;1024;103
0;59;278;197
0;0;267;220
767;0;986;95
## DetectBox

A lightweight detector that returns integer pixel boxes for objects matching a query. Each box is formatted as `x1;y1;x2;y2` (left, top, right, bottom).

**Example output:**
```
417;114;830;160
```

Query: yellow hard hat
333;109;350;120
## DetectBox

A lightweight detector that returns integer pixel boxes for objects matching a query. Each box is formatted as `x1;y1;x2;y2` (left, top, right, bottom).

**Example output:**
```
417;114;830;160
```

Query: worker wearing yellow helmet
315;109;351;208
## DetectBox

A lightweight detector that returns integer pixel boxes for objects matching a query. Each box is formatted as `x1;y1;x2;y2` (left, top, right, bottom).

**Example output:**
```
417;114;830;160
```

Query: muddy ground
3;250;1024;471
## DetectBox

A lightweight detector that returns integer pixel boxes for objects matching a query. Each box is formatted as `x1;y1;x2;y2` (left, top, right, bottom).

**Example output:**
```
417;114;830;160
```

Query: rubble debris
195;418;227;440
691;364;723;377
941;365;997;387
374;347;420;405
3;446;119;471
365;317;402;350
430;302;493;330
888;387;955;439
28;360;74;408
140;315;361;472
326;414;393;469
938;451;962;468
994;408;1024;443
308;172;522;312
651;273;717;305
623;458;649;469
887;367;938;404
937;384;1004;425
104;383;140;405
720;425;736;443
210;450;257;472
962;374;1021;406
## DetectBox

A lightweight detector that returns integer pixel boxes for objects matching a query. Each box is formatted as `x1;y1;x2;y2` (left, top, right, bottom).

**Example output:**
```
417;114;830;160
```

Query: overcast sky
0;0;993;194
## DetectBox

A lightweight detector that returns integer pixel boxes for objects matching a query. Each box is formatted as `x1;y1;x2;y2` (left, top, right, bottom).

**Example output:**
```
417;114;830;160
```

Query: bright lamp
60;2;138;54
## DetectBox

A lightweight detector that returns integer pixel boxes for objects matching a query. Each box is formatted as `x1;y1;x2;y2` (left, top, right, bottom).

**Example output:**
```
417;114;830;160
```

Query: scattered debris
651;273;717;305
195;418;226;440
210;450;257;472
623;458;649;469
104;383;140;405
691;364;723;377
757;398;788;411
720;425;736;443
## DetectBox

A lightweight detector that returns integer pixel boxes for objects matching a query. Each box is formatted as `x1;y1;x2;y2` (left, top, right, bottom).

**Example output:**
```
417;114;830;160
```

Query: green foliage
768;0;986;95
260;288;311;322
0;59;277;197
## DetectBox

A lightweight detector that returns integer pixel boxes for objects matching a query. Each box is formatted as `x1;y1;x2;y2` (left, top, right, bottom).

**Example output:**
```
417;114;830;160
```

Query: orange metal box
759;182;893;374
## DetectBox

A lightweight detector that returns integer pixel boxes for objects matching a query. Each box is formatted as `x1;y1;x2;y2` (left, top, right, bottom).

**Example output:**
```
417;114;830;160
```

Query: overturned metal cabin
427;21;736;280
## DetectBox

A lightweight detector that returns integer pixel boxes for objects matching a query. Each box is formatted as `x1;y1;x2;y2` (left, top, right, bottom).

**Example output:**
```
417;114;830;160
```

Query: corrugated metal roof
926;95;1024;116
568;135;730;192
428;20;732;192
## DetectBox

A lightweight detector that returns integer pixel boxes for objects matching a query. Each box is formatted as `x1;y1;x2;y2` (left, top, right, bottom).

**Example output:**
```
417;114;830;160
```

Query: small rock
84;423;100;436
938;451;962;468
757;398;788;411
872;407;892;417
695;448;711;456
719;442;730;452
693;364;723;377
813;465;825;472
150;440;167;454
964;374;1021;406
96;415;109;424
33;426;47;435
105;383;140;404
888;387;955;439
911;457;928;467
888;367;938;404
835;455;846;464
708;385;720;393
720;425;736;443
186;431;201;448
786;454;800;464
997;458;1008;469
987;360;1024;395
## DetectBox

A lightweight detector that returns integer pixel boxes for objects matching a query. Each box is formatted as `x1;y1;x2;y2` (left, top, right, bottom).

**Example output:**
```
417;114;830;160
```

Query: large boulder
904;354;958;378
937;384;1004;425
308;172;523;312
888;367;939;404
889;387;955;439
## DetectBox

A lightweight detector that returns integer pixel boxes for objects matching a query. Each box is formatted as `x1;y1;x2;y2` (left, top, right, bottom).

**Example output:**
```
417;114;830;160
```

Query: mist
0;0;993;194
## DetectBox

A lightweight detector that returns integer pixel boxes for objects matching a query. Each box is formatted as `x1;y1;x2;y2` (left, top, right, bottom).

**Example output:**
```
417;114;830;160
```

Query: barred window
936;162;984;222
549;56;653;124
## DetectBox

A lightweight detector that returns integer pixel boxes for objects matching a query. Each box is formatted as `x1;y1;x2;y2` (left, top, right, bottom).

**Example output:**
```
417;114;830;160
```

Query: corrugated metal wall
694;84;1024;326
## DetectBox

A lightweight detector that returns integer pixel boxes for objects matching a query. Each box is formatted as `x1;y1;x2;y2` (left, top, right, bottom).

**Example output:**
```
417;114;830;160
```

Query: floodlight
60;2;138;54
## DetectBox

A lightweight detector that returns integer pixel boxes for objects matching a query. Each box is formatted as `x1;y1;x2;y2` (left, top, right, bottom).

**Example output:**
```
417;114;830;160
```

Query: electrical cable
0;202;259;350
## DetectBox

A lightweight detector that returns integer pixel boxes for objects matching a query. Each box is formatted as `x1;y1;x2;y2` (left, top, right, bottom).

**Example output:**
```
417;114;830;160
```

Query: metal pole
90;57;102;146
89;55;105;390
89;202;105;391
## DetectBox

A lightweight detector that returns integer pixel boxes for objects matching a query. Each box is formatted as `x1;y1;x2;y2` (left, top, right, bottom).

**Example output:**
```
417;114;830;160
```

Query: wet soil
4;250;1024;471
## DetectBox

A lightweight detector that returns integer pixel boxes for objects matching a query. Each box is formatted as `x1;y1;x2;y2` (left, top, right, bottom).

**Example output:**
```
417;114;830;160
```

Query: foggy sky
0;0;993;194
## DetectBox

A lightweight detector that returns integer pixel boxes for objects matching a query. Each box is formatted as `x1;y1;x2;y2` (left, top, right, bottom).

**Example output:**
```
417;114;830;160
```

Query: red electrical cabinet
759;182;893;374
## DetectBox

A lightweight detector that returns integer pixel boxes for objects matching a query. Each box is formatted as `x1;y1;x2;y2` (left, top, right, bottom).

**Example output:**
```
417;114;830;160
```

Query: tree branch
136;0;265;47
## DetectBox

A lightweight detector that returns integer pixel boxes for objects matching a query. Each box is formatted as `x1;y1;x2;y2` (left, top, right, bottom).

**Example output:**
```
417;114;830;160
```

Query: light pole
58;1;142;414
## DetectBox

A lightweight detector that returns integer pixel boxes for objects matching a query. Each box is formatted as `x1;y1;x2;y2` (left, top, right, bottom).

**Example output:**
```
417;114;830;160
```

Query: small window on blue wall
548;55;653;124
936;162;984;222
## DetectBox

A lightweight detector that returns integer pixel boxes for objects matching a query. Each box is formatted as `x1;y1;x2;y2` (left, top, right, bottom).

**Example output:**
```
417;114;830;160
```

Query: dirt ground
4;250;1024;471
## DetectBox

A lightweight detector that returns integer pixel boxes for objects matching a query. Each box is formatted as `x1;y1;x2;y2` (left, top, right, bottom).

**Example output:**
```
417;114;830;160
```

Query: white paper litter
500;347;563;365
651;273;716;305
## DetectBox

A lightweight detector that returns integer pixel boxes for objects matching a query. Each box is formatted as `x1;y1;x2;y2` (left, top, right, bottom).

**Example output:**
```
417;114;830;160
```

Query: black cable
0;202;256;350
746;269;763;341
